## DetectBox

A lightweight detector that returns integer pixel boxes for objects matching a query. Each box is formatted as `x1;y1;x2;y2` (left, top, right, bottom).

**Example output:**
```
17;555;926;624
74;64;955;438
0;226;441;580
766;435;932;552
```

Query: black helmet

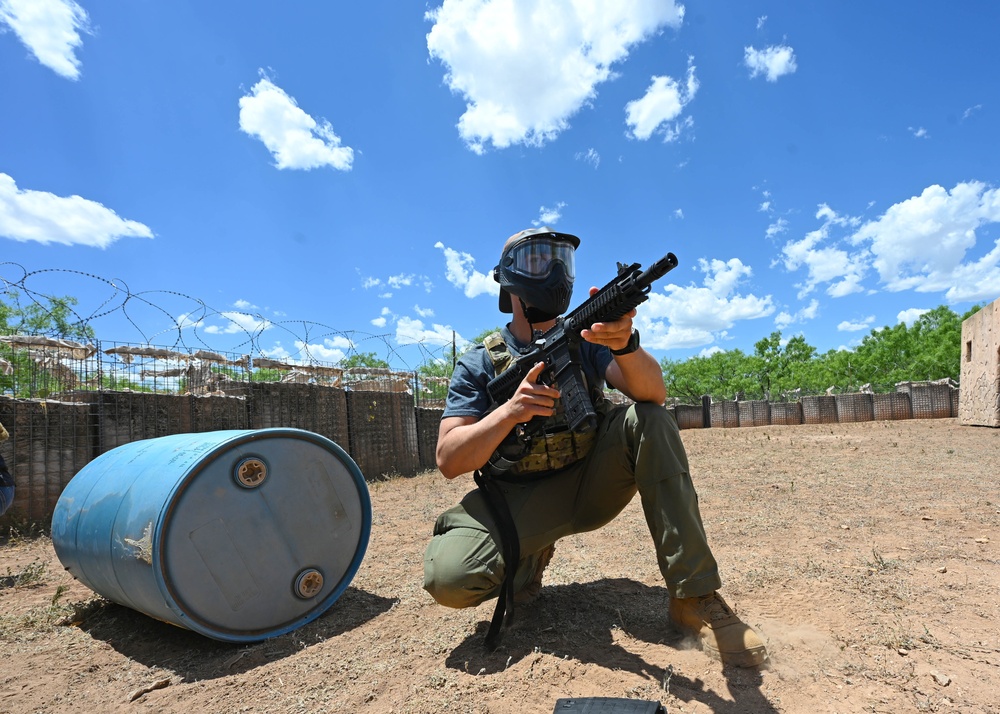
494;227;579;322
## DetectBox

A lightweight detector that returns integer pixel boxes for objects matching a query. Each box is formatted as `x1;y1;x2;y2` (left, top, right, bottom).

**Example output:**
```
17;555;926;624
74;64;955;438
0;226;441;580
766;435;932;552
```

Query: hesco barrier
674;404;705;430
835;393;874;423
738;400;770;427
1;387;442;527
345;391;419;479
0;383;962;526
873;392;912;421
802;395;838;424
898;382;954;419
249;383;349;455
769;402;802;426
710;400;740;428
415;407;444;471
0;398;91;523
671;385;957;432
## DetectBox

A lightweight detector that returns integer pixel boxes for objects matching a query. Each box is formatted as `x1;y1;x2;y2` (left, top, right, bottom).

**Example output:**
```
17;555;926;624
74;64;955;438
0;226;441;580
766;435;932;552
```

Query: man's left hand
579;286;636;353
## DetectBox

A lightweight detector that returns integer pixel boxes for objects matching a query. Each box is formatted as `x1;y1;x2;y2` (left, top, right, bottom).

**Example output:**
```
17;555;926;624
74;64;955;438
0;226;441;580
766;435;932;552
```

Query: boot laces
698;593;735;622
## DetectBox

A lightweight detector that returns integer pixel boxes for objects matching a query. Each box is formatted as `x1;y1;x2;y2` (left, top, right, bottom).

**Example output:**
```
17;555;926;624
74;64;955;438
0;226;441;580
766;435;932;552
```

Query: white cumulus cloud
837;316;875;332
388;274;415;289
203;312;273;336
774;298;819;329
0;0;89;79
636;257;774;350
576;148;601;168
239;73;354;171
765;217;788;240
298;337;353;363
744;44;797;82
395;316;459;346
849;181;1000;302
534;203;566;226
425;0;684;153
779;204;865;299
897;308;930;326
434;241;499;299
777;181;1000;305
625;59;698;141
0;173;153;248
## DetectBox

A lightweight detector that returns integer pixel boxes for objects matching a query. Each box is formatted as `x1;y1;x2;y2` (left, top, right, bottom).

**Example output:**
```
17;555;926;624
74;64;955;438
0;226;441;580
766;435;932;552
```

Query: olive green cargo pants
423;402;722;608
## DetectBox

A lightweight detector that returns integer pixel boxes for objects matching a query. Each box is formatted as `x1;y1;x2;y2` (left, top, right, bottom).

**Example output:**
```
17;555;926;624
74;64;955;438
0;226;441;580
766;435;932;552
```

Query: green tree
417;326;501;381
1;291;96;397
416;327;502;403
850;322;915;388
906;305;968;381
752;331;817;399
658;303;978;400
1;290;94;340
808;347;858;393
250;367;283;383
661;348;758;403
830;305;976;390
337;351;391;369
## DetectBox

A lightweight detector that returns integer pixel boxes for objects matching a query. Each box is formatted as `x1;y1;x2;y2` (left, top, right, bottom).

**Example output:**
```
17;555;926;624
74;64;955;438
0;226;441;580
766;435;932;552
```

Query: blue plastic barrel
51;428;371;643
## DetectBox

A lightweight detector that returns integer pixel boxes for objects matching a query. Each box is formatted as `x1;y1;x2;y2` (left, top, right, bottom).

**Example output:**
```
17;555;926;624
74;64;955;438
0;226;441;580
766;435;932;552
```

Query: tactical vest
484;332;605;475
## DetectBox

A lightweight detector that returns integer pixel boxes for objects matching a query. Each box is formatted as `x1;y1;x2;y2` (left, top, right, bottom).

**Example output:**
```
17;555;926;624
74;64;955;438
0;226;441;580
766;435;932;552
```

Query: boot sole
701;639;769;668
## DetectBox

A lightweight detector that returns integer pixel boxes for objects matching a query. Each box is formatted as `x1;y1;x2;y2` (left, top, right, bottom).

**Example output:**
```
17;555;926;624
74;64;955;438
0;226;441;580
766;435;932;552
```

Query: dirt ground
1;418;998;713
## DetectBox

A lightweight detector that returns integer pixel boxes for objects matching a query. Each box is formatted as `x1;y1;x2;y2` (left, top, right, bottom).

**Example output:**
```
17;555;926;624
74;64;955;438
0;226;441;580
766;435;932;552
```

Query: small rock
921;516;933;521
974;538;989;544
937;566;947;573
840;524;850;530
931;671;951;687
897;648;910;656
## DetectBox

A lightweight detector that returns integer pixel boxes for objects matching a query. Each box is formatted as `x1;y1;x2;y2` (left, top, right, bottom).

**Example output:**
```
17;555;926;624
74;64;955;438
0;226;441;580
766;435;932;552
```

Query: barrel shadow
75;586;397;681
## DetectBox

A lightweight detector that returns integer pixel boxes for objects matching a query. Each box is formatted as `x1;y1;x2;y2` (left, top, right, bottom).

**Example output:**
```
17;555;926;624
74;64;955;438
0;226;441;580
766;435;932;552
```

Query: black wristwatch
611;329;640;356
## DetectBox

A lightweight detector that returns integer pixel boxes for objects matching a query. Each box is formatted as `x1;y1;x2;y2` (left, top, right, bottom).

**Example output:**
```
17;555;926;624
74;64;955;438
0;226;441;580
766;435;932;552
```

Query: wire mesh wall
1;261;461;393
0;335;453;406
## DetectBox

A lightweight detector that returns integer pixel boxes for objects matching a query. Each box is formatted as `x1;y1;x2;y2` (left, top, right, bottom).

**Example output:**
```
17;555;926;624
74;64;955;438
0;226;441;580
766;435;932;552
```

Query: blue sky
2;1;999;370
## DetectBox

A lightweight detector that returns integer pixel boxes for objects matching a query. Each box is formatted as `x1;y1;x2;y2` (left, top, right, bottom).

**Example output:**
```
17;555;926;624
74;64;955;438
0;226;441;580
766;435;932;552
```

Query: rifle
484;252;678;470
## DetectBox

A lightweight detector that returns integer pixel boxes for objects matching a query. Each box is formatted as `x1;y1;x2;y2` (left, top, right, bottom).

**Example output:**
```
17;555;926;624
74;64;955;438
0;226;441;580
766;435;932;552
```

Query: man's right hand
436;363;561;479
505;361;560;424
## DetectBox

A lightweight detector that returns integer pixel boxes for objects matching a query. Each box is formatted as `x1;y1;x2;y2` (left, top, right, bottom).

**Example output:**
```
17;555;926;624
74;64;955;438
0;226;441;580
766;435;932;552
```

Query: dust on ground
1;418;998;713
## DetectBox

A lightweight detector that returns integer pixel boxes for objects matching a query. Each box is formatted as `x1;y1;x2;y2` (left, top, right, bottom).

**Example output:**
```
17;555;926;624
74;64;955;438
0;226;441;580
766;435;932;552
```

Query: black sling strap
473;468;521;650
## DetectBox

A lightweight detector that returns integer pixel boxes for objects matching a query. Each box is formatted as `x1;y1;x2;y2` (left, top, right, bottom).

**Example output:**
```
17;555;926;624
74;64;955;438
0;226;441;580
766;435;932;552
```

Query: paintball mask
494;228;579;323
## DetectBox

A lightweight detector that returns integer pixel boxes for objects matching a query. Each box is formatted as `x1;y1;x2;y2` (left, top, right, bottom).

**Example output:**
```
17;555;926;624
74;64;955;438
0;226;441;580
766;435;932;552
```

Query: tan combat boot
669;592;768;667
514;543;555;604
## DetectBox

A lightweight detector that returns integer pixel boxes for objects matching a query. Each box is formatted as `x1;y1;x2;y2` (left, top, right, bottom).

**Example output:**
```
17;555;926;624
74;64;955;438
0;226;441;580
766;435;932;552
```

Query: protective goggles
502;236;576;279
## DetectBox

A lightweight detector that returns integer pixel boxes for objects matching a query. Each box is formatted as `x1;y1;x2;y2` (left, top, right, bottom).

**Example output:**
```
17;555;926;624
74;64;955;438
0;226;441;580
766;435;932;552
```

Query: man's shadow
445;578;778;714
73;586;397;682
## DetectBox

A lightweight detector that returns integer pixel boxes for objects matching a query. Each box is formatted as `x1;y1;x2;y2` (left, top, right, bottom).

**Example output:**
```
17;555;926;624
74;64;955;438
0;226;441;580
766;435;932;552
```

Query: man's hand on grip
505;361;560;423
